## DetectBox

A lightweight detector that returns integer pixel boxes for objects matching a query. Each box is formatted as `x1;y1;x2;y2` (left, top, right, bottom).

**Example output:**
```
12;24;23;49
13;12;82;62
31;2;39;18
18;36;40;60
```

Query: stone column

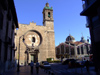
74;44;77;56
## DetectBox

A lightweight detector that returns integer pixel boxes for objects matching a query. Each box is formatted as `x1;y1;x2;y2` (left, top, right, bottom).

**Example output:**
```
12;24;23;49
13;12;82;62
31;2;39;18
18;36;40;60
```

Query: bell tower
43;3;54;28
42;3;55;59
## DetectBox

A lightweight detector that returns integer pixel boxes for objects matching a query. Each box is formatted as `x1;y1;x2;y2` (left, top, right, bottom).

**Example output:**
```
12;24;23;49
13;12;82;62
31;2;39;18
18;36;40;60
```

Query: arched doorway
28;49;39;63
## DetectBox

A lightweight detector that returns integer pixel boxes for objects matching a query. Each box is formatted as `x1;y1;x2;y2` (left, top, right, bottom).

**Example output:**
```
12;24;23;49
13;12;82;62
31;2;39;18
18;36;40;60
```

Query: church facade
15;3;55;65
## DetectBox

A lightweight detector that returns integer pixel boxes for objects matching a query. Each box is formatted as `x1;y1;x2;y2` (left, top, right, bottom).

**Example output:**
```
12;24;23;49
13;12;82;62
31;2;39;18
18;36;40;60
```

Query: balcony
80;0;100;16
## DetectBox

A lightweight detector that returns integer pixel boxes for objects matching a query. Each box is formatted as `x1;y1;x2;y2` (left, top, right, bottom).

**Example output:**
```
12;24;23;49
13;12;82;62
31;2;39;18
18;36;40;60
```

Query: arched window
48;12;50;18
32;37;35;42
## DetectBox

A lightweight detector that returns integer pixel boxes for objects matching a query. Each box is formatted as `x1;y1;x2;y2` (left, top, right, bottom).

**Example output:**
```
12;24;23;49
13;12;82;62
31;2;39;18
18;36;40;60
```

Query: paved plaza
3;63;100;75
3;65;48;75
49;63;100;75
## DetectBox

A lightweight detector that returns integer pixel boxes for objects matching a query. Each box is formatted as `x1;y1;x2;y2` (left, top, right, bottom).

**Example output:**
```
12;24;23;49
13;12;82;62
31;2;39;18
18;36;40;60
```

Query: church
15;3;56;65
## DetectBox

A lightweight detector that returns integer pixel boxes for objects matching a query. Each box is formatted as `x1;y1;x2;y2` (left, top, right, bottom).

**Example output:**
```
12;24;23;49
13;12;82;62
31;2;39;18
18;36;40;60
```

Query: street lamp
17;35;24;72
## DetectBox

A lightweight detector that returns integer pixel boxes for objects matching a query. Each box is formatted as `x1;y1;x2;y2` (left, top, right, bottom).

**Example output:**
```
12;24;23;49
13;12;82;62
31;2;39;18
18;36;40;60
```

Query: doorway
31;55;35;63
31;54;37;63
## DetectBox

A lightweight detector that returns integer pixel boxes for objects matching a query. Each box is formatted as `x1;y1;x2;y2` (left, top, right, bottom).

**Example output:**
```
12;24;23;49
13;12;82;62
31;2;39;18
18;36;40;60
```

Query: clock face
24;30;42;47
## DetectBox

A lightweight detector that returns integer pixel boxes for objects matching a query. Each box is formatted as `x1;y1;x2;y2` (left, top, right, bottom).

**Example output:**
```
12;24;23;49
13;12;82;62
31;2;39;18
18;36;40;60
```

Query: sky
14;0;90;46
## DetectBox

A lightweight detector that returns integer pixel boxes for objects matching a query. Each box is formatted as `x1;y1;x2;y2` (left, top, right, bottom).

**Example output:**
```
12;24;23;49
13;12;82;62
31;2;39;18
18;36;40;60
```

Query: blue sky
14;0;90;46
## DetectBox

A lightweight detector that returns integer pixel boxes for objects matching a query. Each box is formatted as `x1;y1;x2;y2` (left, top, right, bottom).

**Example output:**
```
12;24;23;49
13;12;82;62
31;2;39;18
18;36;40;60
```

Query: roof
44;7;53;10
66;35;75;42
80;36;88;43
73;41;83;45
44;3;53;10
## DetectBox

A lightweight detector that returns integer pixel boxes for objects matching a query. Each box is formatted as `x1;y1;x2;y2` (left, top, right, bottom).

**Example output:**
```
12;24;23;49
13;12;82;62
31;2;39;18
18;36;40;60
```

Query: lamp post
17;35;24;72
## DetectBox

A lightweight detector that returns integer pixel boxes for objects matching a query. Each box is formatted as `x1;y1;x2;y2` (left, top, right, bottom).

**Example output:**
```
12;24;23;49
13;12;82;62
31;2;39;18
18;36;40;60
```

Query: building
15;3;56;65
0;0;18;74
56;35;91;60
80;0;100;70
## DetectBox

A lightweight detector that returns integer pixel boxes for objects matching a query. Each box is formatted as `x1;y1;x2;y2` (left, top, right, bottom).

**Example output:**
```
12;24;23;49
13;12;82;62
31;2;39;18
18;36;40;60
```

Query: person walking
36;61;39;74
85;60;89;72
30;60;34;74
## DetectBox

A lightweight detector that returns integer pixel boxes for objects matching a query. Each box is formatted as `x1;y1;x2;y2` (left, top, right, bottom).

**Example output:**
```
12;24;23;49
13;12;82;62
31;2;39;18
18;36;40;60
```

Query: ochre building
15;3;55;65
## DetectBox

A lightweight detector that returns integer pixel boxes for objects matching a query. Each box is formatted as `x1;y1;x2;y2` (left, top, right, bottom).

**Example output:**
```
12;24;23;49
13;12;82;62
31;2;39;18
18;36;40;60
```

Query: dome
80;36;88;43
66;35;75;42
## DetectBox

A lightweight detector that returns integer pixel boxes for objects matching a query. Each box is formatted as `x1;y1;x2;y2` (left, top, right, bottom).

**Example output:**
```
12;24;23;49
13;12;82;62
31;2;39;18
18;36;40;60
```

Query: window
48;12;50;18
57;48;60;54
32;37;35;42
86;45;88;54
71;48;74;55
81;46;84;54
77;48;80;54
0;12;3;29
61;45;64;54
66;47;69;53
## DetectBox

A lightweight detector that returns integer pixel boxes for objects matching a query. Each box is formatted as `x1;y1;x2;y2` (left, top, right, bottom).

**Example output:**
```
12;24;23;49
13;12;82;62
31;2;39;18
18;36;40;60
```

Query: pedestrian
30;60;34;74
36;61;39;74
85;60;89;72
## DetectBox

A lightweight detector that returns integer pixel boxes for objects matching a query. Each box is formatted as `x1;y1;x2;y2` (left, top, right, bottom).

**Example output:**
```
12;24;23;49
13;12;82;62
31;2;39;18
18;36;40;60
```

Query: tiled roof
73;41;83;45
